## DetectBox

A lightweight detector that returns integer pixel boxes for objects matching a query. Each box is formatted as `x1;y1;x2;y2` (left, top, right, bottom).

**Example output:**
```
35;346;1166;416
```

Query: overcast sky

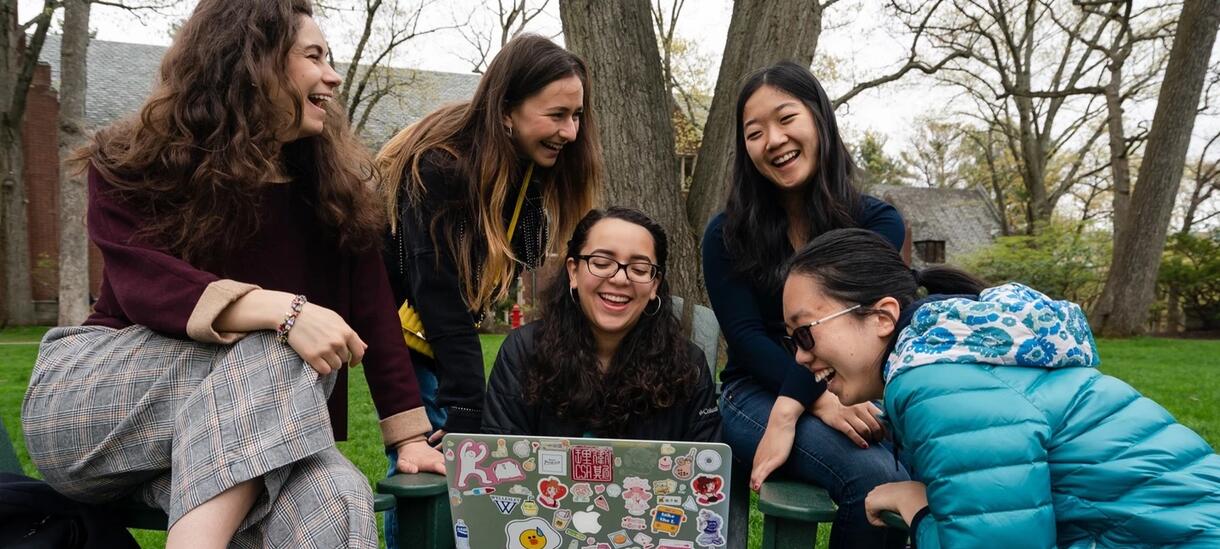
16;0;1219;162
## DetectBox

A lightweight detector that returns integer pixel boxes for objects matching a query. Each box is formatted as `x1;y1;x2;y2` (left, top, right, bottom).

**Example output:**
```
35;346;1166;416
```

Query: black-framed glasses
572;254;661;283
782;304;862;355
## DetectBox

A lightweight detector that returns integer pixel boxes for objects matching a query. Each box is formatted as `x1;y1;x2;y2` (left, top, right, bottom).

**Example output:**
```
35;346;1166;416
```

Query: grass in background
2;327;1217;548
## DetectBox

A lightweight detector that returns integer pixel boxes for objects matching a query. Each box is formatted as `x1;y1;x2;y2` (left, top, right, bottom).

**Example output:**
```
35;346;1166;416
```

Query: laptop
442;433;733;549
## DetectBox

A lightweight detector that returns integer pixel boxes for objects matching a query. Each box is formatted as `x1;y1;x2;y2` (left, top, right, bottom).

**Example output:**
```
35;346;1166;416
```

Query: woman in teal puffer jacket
778;228;1220;548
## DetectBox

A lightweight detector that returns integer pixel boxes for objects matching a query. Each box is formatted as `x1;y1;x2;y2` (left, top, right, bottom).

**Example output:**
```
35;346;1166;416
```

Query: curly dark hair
76;0;381;265
526;207;699;437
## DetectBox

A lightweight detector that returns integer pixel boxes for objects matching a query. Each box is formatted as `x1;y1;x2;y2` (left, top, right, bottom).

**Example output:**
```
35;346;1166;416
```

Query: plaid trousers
22;325;376;548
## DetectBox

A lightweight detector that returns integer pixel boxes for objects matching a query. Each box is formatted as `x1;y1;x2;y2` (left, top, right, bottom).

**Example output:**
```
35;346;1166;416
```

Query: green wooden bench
0;417;396;533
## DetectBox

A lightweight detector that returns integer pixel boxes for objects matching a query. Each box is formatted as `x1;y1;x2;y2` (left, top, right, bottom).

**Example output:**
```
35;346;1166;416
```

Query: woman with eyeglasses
783;228;1220;548
702;61;909;548
483;207;720;441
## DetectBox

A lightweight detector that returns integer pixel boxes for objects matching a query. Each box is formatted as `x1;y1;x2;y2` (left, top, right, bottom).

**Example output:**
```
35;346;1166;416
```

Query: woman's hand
865;481;928;527
750;396;803;491
809;391;886;448
427;429;447;449
286;303;367;375
395;440;447;474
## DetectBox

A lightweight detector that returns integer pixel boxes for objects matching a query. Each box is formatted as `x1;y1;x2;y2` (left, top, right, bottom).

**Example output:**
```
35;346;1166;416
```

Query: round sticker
696;449;722;472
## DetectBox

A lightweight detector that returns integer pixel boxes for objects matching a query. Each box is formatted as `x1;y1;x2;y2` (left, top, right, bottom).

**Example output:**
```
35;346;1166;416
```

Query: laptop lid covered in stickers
442;433;732;549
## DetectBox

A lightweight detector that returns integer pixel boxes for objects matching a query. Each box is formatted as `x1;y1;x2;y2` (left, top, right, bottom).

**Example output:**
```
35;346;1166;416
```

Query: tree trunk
57;0;91;326
684;0;822;232
1091;0;1220;337
1;0;53;326
559;0;704;303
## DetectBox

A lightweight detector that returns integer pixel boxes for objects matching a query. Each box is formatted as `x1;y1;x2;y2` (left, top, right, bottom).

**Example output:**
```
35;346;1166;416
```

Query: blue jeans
384;366;447;549
720;377;910;549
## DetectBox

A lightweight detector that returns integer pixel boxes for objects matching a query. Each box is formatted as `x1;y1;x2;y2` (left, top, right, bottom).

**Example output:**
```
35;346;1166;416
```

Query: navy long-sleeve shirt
702;196;905;406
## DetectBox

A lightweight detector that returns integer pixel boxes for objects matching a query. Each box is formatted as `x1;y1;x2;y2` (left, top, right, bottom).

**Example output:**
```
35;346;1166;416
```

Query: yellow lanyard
506;162;533;242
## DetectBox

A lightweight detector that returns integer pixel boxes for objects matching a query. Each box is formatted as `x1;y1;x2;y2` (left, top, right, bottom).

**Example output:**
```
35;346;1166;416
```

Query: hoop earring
643;297;662;317
569;287;578;306
505;125;514;138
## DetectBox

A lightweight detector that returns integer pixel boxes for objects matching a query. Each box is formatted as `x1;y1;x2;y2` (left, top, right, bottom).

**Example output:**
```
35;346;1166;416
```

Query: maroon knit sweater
83;166;422;441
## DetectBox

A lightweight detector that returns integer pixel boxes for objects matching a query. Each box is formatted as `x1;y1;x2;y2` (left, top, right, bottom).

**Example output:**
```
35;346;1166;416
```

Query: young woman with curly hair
21;1;442;547
482;207;720;442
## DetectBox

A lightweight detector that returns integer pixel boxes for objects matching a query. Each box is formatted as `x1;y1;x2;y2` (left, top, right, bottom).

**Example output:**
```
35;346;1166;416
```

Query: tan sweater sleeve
186;279;262;344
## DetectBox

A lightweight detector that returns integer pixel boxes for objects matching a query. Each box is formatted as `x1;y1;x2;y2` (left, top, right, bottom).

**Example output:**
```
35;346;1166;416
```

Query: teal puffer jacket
883;283;1220;548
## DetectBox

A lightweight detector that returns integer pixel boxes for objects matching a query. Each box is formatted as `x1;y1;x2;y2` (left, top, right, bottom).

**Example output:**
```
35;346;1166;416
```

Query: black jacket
384;150;547;433
482;322;722;442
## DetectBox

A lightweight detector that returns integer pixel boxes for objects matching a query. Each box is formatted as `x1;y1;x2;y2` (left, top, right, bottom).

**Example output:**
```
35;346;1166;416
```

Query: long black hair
786;228;987;325
724;61;862;291
527;207;699;437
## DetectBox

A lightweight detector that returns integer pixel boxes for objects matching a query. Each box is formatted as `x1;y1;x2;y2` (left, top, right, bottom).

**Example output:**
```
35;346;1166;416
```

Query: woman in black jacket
483;207;720;442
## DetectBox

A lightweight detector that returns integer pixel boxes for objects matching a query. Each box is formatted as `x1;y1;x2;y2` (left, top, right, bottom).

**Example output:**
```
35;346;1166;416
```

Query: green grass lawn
2;328;1217;548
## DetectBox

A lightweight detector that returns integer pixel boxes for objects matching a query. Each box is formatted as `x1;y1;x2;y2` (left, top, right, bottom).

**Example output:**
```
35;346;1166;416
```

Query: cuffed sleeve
380;407;432;447
186;279;261;344
87;165;223;337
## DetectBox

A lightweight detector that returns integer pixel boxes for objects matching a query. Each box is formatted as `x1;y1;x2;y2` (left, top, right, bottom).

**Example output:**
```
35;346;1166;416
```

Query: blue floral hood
883;283;1099;384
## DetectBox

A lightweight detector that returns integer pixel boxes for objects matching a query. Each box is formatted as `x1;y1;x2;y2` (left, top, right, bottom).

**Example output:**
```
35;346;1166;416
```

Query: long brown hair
76;0;381;264
376;34;602;311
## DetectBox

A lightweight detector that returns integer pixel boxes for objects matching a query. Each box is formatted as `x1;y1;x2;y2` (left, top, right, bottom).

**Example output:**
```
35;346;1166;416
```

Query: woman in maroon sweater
20;1;441;547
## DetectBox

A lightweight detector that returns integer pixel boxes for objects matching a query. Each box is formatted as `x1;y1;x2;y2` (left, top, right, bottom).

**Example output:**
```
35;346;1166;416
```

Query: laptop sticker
538;477;569;509
505;517;561;549
457;440;493;489
622;476;653;515
539;450;567;476
695;509;726;548
691;475;725;506
650;505;687;537
571;446;614;482
672;449;696;481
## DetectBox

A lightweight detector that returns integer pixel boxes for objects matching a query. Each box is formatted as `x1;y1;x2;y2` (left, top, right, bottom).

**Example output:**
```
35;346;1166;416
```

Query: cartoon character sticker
492;438;510;458
691;474;725;506
505;517;562;549
658;456;673;471
673;449;696;481
653;479;677;496
456;440;493;488
574;482;597;503
650;505;688;537
570;446;614;482
695;509;726;548
537;477;569;509
621;476;654;516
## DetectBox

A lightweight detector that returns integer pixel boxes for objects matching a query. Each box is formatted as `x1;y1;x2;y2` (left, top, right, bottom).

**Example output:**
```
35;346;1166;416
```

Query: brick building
20;35;478;323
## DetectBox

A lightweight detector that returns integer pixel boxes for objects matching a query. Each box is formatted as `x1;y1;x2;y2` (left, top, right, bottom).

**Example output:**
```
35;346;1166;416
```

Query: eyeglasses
572;254;661;283
782;304;862;355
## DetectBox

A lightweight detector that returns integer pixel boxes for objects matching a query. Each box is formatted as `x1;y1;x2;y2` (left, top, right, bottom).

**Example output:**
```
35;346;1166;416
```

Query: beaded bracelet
276;294;308;343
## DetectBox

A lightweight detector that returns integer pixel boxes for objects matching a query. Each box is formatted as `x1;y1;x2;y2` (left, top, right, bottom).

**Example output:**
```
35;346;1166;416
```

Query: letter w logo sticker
490;495;521;515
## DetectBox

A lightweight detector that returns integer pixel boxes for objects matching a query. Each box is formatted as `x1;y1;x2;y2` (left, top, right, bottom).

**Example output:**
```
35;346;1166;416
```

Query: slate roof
873;185;1002;266
37;34;480;147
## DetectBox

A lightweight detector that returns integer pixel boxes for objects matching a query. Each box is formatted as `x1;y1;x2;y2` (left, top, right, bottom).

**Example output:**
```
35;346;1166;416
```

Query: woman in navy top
702;61;909;548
